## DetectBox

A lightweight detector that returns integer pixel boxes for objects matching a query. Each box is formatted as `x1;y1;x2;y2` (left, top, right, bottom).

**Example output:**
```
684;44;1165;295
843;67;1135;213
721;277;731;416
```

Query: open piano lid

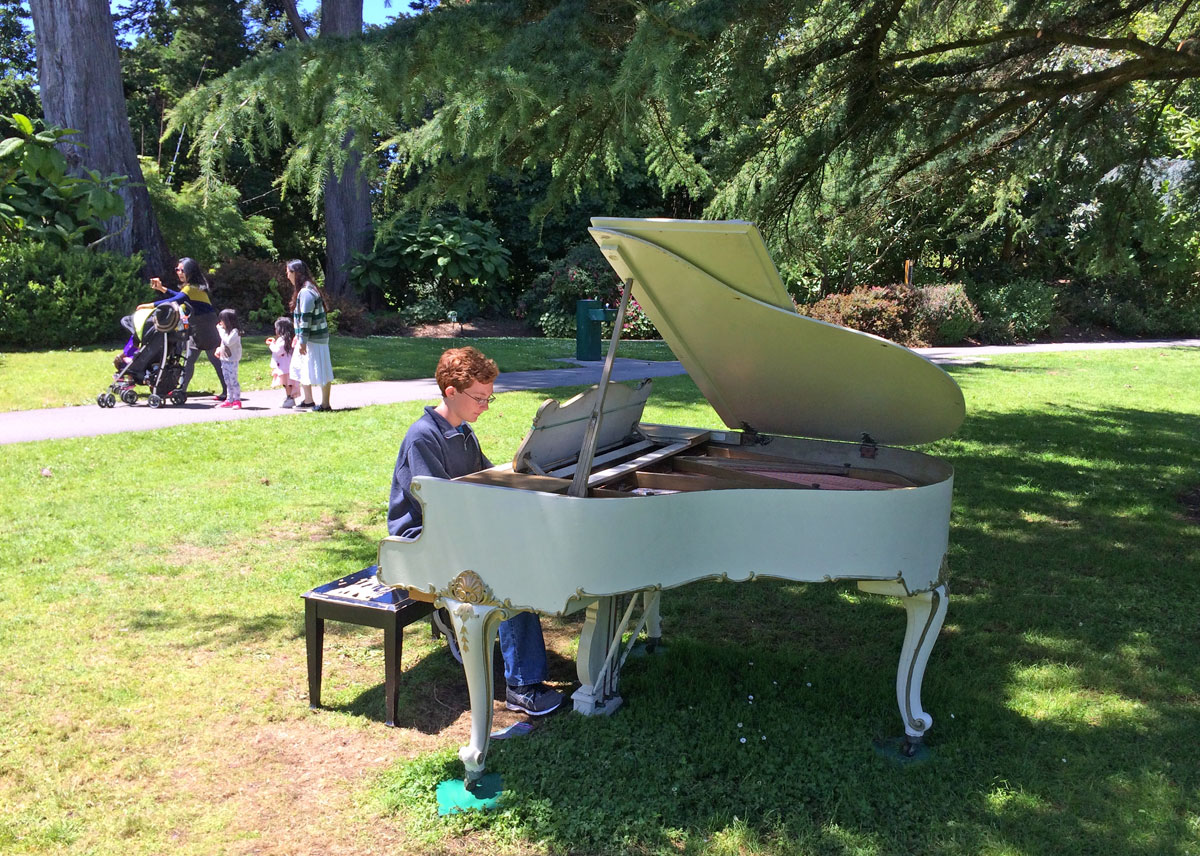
589;218;965;446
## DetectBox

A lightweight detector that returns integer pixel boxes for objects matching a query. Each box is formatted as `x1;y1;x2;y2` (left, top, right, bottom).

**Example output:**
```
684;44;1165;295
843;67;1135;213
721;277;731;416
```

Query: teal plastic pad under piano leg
436;773;504;815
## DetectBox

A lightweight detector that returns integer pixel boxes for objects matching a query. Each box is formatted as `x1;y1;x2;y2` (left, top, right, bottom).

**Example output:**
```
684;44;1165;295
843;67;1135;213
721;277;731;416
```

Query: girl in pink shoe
266;317;301;407
215;308;243;408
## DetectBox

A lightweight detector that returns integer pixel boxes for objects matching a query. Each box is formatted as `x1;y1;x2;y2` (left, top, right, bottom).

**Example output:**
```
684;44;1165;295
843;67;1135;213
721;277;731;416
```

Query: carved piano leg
443;598;508;787
859;580;948;754
573;595;622;715
642;590;662;652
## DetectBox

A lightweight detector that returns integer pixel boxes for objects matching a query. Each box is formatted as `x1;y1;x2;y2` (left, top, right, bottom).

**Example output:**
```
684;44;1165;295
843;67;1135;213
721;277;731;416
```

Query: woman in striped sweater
287;259;334;412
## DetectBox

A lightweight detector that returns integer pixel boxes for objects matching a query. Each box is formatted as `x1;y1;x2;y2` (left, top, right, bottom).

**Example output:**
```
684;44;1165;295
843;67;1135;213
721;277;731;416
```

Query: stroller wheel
148;394;163;408
120;388;139;406
97;393;108;408
169;391;187;406
103;393;117;408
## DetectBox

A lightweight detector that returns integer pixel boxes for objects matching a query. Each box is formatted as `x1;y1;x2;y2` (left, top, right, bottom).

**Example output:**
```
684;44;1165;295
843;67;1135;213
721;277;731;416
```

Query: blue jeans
499;611;548;687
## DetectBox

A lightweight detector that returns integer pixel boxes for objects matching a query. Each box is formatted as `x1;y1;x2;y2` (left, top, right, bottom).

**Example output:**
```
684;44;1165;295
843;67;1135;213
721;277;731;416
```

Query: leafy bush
0;113;126;247
350;213;512;316
142;159;275;262
518;242;660;339
0;241;145;347
802;284;926;346
967;277;1059;343
208;257;286;331
915;284;982;345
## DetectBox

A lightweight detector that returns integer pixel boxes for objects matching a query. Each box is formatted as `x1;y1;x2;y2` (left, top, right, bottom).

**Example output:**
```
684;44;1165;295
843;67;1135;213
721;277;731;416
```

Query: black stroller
97;302;190;408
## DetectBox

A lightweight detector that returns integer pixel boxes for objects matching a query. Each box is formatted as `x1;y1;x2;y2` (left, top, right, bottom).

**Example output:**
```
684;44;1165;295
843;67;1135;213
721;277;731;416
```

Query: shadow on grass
370;396;1200;855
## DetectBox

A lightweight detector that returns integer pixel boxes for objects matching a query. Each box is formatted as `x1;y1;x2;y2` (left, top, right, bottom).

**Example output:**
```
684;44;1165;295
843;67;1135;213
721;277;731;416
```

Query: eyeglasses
460;391;496;406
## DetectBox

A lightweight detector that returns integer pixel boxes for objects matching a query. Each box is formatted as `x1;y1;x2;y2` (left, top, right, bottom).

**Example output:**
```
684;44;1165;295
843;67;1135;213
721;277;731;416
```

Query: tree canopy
172;1;1200;279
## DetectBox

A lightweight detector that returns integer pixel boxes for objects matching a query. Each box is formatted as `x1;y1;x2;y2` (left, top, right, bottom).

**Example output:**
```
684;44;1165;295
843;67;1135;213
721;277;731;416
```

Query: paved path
2;339;1196;445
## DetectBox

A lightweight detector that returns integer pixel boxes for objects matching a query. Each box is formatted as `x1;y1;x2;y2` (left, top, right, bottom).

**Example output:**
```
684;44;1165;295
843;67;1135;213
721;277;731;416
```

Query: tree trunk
28;0;171;278
319;0;373;299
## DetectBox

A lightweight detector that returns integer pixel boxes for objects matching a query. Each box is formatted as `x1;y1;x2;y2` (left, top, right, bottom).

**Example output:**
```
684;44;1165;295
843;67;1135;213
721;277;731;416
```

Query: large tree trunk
320;0;373;299
28;0;171;278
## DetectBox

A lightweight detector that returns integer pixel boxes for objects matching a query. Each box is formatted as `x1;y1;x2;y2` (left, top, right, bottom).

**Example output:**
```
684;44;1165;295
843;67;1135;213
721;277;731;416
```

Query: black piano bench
302;565;435;727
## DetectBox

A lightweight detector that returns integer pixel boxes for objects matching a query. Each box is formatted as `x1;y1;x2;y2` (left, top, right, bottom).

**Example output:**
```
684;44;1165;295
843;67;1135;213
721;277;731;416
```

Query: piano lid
588;218;966;446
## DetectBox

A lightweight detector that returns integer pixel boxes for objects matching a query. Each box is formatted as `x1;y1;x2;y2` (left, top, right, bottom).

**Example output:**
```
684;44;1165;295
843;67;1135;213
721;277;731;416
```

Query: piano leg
643;590;662;652
573;596;622;715
443;598;508;787
859;581;948;753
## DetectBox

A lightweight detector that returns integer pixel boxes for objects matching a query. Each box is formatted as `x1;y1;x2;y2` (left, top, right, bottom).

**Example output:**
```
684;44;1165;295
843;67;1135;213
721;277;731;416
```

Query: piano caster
644;636;661;654
900;736;922;758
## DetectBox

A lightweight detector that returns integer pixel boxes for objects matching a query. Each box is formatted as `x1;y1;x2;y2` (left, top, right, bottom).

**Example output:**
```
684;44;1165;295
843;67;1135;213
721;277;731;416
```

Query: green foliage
916;284;983;346
0;4;37;118
246;281;286;329
0;114;127;247
0;242;145;347
967;277;1060;344
803;284;927;346
350;213;512;317
208;257;286;329
518;242;660;339
141;158;275;261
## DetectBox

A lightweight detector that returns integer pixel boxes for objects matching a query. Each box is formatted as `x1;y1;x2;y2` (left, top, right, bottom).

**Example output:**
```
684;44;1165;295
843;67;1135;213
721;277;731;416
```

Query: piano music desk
302;566;435;727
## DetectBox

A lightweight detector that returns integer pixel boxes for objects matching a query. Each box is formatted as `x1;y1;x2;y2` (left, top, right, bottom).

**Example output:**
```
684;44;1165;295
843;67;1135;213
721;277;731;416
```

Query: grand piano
377;218;965;786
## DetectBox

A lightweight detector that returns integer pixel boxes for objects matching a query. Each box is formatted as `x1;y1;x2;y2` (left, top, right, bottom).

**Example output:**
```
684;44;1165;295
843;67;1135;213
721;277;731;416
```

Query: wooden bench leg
306;599;324;710
383;614;402;727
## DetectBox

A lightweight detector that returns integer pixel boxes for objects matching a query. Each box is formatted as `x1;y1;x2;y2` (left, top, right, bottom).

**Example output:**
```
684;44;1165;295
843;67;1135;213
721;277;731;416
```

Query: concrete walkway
2;339;1196;446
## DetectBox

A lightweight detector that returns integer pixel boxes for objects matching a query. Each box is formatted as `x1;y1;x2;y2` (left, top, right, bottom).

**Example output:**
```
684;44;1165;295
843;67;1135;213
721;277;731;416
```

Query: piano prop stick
377;217;965;788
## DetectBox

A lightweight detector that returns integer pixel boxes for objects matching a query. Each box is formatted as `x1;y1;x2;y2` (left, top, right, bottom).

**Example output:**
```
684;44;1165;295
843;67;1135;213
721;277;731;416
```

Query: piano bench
302;565;436;727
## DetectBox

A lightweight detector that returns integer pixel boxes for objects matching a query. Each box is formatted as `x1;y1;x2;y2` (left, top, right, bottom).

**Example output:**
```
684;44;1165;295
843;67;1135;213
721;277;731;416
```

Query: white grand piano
377;218;965;786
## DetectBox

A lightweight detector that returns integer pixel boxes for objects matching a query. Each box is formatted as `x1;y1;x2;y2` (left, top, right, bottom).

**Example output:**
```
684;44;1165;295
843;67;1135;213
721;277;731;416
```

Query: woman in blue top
150;257;227;401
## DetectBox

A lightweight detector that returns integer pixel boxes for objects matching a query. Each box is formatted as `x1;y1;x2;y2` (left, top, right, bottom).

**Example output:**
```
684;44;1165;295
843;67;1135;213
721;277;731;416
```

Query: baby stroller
97;302;190;408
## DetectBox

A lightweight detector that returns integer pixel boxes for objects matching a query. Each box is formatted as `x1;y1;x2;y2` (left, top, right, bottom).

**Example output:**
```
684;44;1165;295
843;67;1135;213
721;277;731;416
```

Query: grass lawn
0;335;676;412
2;346;1198;855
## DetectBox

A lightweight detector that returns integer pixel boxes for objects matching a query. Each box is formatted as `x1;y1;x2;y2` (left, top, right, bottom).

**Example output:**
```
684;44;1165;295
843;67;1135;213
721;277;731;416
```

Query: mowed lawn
1;347;1198;855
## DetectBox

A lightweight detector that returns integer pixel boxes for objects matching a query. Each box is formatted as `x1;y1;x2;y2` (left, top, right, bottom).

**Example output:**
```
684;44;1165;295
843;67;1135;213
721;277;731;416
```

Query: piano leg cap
872;736;932;764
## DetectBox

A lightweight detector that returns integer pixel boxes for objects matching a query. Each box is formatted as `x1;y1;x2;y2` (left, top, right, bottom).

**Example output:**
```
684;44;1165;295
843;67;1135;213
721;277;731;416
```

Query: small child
215;308;243;409
265;317;301;407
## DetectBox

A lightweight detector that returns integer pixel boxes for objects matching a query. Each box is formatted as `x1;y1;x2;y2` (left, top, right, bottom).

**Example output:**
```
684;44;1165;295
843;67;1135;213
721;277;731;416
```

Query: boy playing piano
387;346;563;716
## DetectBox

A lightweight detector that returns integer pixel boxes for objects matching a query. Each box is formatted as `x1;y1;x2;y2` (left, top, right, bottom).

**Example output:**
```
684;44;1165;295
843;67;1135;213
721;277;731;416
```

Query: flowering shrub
802;284;926;346
915;284;982;345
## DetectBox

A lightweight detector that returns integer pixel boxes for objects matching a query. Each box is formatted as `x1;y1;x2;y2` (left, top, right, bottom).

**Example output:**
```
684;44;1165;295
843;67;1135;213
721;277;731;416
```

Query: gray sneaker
281;396;295;408
505;683;563;716
431;608;463;664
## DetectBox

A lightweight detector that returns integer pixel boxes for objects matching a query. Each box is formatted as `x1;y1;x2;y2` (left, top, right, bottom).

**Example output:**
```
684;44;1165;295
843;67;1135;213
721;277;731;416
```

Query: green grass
0;335;676;411
2;346;1199;855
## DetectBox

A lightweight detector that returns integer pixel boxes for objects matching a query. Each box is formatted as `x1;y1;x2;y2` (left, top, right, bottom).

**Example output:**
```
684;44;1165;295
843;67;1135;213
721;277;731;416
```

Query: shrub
0;241;145;347
350;213;512;316
518;242;660;339
802;284;926;346
916;284;982;345
208;258;287;330
966;277;1059;343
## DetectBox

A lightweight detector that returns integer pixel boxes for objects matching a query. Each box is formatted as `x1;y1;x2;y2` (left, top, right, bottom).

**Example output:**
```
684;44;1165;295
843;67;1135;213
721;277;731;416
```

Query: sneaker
431;608;463;664
281;397;295;408
295;400;315;408
505;683;564;717
211;394;226;402
311;404;334;412
218;400;241;408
